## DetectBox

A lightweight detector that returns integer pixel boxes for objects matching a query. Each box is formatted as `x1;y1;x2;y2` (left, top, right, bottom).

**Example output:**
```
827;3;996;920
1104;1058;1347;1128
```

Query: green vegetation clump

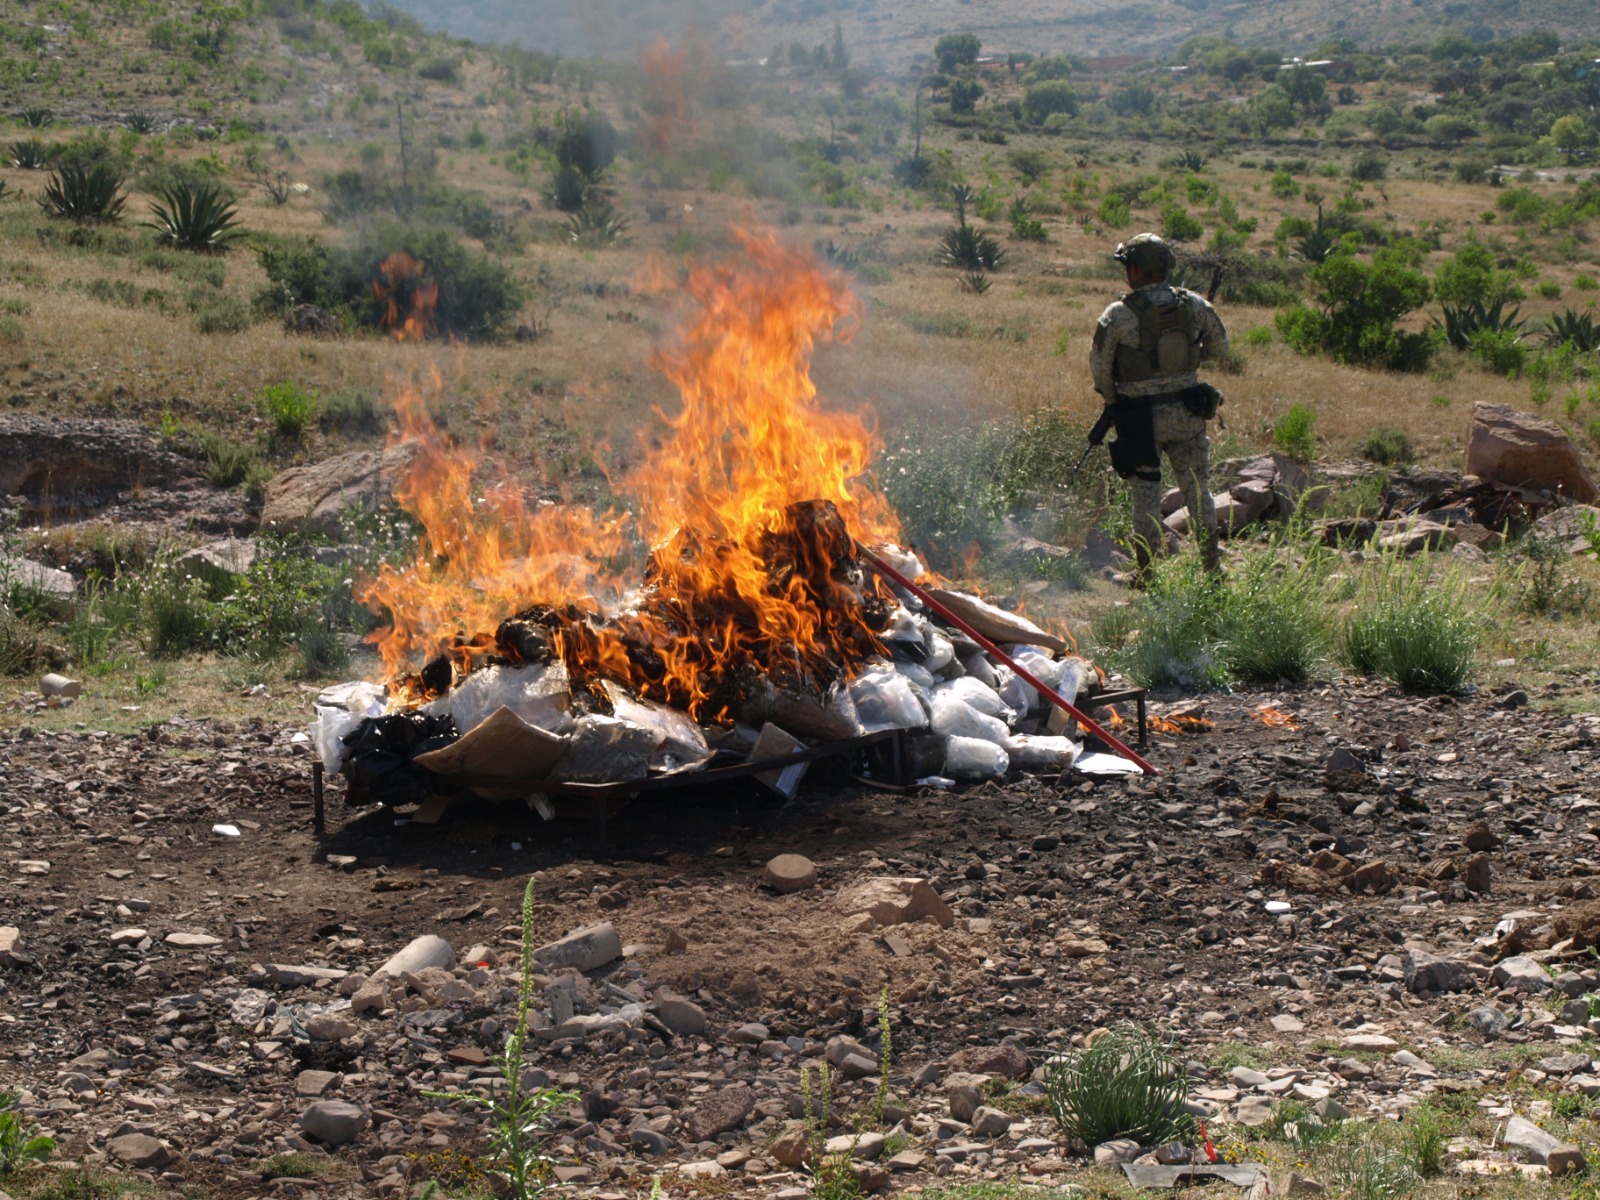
1273;404;1317;462
1277;249;1434;372
1045;1024;1192;1146
1362;428;1413;465
257;224;523;342
259;381;318;439
144;180;244;253
1342;555;1479;692
41;163;127;223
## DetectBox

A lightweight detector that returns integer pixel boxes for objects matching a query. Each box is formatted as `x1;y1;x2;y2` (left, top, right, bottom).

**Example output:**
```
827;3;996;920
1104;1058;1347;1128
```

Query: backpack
1113;288;1201;384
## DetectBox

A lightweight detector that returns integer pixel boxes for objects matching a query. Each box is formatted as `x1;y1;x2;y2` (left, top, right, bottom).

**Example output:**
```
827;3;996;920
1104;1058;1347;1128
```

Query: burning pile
311;230;1106;807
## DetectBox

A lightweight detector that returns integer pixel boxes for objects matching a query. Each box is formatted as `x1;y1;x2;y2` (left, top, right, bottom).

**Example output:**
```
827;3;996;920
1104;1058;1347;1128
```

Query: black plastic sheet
341;711;459;806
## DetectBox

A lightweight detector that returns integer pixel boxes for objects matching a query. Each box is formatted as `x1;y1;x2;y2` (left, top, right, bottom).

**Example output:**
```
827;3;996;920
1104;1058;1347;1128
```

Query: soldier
1088;233;1230;584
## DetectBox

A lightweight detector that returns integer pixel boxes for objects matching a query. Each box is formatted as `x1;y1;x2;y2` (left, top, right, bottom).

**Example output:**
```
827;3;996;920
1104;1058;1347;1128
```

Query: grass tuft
1044;1023;1192;1147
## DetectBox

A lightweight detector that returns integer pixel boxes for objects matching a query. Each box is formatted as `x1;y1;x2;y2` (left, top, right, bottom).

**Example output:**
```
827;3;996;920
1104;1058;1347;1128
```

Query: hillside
388;0;1600;65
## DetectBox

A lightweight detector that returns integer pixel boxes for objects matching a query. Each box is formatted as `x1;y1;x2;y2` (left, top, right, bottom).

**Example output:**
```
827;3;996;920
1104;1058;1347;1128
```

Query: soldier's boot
1200;530;1224;576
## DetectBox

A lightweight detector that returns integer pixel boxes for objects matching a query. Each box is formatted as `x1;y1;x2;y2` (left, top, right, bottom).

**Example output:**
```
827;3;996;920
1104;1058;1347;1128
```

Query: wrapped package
934;676;1015;721
929;692;1009;746
1004;733;1082;769
449;661;573;735
846;664;928;734
923;630;956;673
945;735;1009;779
995;664;1039;715
894;661;938;690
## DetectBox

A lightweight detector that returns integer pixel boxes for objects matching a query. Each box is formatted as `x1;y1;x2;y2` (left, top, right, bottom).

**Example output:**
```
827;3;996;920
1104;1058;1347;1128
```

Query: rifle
1075;406;1115;471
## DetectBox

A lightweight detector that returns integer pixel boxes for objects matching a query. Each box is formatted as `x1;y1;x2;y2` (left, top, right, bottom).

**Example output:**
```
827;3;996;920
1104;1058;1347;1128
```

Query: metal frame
316;727;914;844
1080;687;1148;748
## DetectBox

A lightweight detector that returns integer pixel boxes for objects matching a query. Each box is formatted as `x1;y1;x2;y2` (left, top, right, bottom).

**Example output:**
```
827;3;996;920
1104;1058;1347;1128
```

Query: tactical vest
1113;287;1201;384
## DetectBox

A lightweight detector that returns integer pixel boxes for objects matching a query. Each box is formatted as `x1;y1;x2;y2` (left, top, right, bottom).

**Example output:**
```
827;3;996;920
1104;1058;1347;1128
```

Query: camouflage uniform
1089;280;1230;568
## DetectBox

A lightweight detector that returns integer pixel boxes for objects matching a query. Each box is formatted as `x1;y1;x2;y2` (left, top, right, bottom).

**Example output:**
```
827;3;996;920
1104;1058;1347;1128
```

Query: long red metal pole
858;546;1159;776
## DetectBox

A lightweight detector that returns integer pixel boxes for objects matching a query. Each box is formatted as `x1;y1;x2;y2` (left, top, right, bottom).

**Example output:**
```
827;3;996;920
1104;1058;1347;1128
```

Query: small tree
948;77;983;115
1023;80;1078;124
934;32;981;73
1548;115;1595;166
1277;247;1433;371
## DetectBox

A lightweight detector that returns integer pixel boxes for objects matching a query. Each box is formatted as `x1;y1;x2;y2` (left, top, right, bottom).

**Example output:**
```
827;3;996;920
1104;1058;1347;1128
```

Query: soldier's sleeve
1089;302;1124;401
1194;295;1231;364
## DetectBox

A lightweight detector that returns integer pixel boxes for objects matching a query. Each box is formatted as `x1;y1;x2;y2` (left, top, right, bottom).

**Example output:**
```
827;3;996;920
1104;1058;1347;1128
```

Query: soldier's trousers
1128;402;1216;560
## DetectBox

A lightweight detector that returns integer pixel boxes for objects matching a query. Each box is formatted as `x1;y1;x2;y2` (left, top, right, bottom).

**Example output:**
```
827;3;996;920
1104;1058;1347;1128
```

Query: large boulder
0;555;76;603
176;538;259;590
0;415;201;520
260;443;418;535
1534;505;1600;555
1466;403;1598;503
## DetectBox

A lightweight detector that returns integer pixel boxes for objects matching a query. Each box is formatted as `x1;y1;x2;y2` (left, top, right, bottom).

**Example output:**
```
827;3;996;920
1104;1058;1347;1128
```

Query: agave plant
40;163;127;223
938;223;1005;271
17;107;51;129
1544;308;1600;353
1173;149;1207;172
144;181;244;252
958;270;992;295
564;199;628;247
815;239;860;270
1434;299;1525;351
121;111;158;134
1296;206;1337;264
10;138;49;169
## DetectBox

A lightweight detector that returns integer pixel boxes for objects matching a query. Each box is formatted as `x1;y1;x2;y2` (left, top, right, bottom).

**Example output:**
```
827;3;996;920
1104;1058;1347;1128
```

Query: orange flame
1149;714;1215;734
1253;704;1300;730
373;251;438;343
640;36;692;154
360;228;902;721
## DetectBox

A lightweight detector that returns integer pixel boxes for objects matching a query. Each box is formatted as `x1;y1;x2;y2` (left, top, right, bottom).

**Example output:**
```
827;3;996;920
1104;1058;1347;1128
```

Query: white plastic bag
1010;647;1067;693
995;664;1039;715
929;692;1009;746
310;705;365;775
1004;733;1082;769
945;735;1009;779
848;664;928;733
449;661;572;735
934;676;1015;721
894;661;938;691
923;630;956;673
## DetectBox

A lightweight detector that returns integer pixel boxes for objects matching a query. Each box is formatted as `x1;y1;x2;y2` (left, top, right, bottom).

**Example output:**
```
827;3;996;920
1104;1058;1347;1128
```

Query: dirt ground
3;671;1599;1198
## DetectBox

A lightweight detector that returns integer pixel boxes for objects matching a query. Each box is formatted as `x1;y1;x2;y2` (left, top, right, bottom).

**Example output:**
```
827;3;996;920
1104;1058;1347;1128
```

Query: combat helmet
1112;232;1176;279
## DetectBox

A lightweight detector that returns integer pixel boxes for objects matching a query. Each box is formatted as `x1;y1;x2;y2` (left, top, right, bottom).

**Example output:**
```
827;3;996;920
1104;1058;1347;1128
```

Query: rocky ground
3;674;1600;1200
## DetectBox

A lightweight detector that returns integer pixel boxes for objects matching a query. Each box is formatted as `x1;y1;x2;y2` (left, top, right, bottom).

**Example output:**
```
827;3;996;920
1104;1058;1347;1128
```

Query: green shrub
1342;555;1478;692
190;292;250;333
1276;249;1433;371
0;1090;55;1174
1362;428;1413;465
144;180;244;253
1273;404;1317;462
0;316;23;342
201;433;258;487
256;224;523;342
1044;1024;1192;1146
1091;554;1227;689
259;380;318;439
1470;328;1528;377
1241;324;1274;348
1349;148;1388;181
1402;1107;1445;1177
1217;549;1331;684
1095;192;1130;227
319;388;382;435
1159;202;1203;242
